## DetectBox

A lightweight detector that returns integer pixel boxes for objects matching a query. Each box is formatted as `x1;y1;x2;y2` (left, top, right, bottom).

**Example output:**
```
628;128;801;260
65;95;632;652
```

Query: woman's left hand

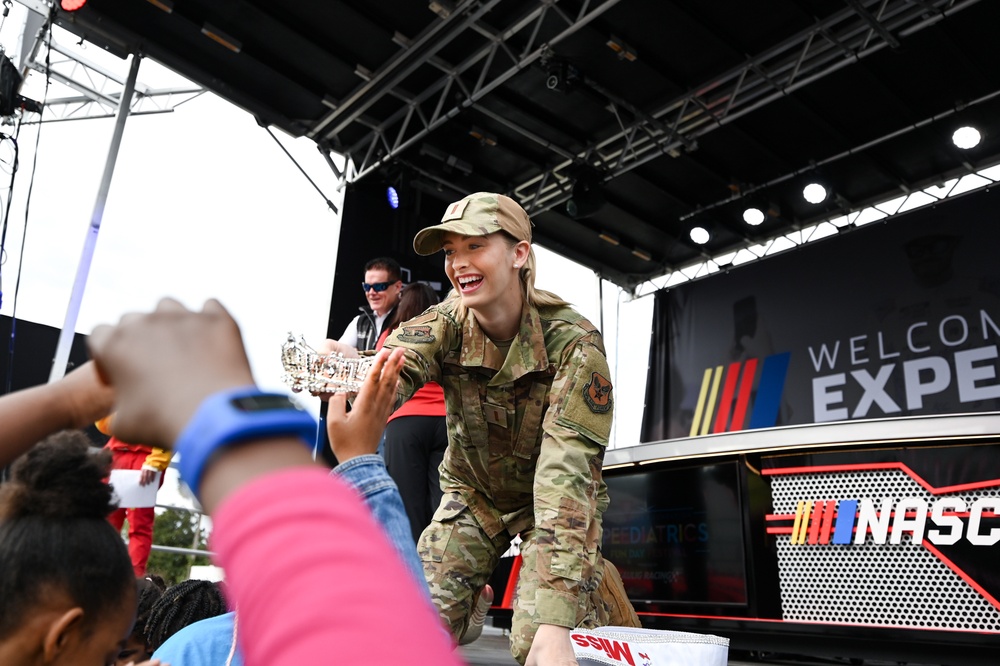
524;624;579;666
317;338;359;358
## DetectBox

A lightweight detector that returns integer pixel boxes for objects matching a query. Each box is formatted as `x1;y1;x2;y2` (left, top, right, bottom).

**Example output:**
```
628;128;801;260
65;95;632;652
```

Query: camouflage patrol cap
413;192;532;256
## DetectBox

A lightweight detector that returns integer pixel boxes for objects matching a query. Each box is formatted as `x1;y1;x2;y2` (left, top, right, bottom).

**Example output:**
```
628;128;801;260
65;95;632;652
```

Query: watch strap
175;386;317;499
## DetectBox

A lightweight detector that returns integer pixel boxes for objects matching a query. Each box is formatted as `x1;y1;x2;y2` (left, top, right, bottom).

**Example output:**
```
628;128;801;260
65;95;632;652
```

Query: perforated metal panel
770;469;1000;630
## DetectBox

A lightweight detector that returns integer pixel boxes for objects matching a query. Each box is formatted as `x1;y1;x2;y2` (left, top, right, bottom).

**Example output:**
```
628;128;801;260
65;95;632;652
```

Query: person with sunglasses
338;256;404;353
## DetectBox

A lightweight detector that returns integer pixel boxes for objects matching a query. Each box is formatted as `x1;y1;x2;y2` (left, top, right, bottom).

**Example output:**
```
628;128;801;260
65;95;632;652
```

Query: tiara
280;333;373;394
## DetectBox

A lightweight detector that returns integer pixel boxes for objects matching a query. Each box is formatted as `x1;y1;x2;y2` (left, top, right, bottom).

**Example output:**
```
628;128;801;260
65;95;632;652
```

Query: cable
614;284;622;447
262;125;338;214
0;0;11;36
4;11;51;394
0;129;19;295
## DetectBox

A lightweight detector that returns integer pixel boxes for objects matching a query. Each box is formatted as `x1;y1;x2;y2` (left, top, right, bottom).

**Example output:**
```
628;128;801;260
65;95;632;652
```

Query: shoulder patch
582;371;613;413
397;324;436;344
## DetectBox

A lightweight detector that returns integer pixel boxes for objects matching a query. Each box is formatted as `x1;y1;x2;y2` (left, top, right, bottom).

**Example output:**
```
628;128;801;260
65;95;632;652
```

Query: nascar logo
689;352;790;437
765;463;1000;547
768;497;1000;546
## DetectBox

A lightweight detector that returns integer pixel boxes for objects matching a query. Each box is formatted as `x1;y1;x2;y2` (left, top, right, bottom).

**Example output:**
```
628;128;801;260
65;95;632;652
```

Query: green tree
146;507;211;586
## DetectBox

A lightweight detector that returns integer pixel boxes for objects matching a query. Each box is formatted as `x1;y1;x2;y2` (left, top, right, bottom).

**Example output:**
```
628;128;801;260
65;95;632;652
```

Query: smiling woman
380;191;639;665
440;231;532;338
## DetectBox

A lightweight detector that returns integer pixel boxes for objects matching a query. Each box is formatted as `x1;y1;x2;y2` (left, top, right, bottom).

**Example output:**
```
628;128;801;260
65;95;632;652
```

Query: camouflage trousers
418;503;610;664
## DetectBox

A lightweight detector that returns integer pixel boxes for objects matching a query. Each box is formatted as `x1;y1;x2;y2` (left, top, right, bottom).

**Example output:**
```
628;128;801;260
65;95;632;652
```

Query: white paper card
572;627;729;666
109;469;160;508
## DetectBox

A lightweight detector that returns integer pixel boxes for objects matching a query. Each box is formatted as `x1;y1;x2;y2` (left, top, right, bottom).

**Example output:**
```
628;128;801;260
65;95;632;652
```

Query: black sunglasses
362;281;393;293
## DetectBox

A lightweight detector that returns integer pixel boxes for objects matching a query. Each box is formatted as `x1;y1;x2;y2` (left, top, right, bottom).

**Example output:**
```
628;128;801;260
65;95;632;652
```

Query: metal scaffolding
325;0;980;220
14;6;203;124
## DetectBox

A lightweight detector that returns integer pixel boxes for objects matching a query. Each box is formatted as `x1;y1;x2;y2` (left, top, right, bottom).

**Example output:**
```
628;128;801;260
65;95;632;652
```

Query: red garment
377;327;446;422
211;468;462;666
390;381;446;421
105;442;165;576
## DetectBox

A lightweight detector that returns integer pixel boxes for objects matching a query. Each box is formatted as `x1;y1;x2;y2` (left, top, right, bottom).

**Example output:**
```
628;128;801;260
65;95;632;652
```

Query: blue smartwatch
175;386;318;499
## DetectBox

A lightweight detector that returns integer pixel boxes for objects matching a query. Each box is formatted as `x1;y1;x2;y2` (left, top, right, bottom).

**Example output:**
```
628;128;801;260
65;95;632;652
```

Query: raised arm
0;361;114;469
87;298;462;666
529;338;614;666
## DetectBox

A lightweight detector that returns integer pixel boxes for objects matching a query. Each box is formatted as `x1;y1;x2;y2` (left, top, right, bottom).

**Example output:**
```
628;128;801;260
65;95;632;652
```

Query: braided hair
131;574;167;645
145;578;228;652
0;431;134;639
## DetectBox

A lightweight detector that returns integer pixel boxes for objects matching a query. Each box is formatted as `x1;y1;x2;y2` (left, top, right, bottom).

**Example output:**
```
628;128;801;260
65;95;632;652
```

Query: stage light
952;126;981;149
631;247;652;261
387;186;399;209
418;143;473;175
606;35;638;62
546;62;569;92
61;0;87;10
742;207;765;226
429;0;455;19
690;226;710;245
469;126;497;147
803;183;827;204
145;0;174;12
565;176;606;219
202;23;242;53
354;65;373;82
598;231;620;245
0;54;23;117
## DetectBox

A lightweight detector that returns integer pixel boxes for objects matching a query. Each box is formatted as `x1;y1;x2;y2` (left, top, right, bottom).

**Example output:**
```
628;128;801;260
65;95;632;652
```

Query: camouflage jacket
383;298;614;626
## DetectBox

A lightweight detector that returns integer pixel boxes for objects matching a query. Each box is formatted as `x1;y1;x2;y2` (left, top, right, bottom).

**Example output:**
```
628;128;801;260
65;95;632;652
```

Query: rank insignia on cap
398;325;436;344
441;198;470;222
583;371;613;413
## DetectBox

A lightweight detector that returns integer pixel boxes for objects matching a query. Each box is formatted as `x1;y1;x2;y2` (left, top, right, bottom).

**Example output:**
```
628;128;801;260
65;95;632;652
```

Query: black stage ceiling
53;0;1000;289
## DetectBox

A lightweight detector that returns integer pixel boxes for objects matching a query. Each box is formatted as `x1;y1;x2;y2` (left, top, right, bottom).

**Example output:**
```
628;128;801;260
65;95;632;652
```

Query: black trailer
596;413;1000;665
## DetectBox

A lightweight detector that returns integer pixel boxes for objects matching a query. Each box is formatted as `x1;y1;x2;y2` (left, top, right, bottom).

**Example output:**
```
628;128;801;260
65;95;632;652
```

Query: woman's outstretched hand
326;348;404;462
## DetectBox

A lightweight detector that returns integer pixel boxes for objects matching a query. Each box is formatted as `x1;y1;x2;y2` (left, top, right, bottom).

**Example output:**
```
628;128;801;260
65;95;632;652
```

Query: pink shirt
212;467;464;666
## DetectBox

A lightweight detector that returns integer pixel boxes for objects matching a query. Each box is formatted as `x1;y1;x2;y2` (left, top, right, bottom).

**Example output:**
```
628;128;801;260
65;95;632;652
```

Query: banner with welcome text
641;188;1000;442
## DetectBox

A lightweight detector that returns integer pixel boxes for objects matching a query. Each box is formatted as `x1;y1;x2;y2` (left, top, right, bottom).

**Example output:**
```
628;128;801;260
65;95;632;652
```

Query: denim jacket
332;454;429;597
155;455;432;666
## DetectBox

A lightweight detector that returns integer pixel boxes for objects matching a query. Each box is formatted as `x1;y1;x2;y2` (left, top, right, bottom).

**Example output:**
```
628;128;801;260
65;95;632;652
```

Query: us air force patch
583;371;613;413
398;325;436;344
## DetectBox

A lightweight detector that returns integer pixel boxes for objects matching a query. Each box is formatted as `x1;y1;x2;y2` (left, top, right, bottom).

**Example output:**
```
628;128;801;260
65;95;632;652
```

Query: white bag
571;626;729;666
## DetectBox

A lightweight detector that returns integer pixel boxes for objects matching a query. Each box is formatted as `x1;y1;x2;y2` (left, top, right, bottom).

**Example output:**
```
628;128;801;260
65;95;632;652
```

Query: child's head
0;431;136;666
115;574;166;666
145;578;228;653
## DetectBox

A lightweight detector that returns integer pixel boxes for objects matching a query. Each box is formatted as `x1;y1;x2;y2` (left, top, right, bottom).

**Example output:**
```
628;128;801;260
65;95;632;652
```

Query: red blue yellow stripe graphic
689;352;790;437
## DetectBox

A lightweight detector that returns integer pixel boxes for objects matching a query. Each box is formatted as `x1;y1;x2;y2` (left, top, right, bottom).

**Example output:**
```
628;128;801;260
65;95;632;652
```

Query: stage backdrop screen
602;461;747;605
642;188;1000;441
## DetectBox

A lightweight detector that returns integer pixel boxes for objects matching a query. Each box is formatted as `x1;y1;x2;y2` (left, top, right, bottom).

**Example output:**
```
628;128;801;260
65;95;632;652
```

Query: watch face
230;394;298;412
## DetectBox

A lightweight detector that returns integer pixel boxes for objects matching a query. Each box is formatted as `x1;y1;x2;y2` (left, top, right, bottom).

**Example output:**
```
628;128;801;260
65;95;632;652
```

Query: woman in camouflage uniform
379;192;627;665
